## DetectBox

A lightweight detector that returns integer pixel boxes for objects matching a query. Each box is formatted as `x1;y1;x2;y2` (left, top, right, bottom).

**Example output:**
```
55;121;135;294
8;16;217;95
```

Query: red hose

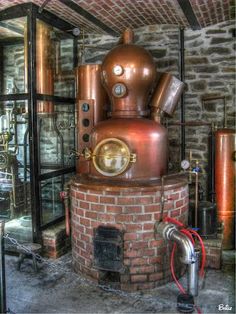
170;243;186;294
163;216;185;228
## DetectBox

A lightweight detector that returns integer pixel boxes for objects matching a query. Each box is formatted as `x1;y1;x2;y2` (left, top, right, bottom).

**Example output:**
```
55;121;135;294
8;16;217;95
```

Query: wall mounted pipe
179;28;185;161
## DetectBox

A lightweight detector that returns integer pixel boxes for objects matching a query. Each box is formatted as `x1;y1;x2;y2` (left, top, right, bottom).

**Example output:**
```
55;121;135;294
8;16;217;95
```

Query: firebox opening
94;226;123;273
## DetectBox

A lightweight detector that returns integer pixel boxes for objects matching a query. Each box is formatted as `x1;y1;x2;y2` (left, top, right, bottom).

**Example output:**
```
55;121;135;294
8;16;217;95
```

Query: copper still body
90;29;168;181
215;128;236;249
76;29;184;182
36;20;54;113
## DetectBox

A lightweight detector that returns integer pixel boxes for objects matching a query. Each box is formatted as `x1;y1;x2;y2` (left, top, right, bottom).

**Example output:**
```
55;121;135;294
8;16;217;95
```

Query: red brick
85;227;93;236
76;208;84;217
131;274;147;283
149;272;163;281
80;217;91;227
149;239;164;247
144;204;159;213
81;234;91;242
80;201;90;209
91;221;100;228
125;249;143;258
141;231;155;240
131;257;149;266
97;213;115;222
116;214;133;223
154;213;161;220
176;200;184;208
164;202;173;210
76;192;85;200
134;214;152;222
143;223;154;231
91;203;105;212
134;197;153;205
117;197;135;205
171;192;180;200
100;196;115;204
76;240;85;249
86;194;99;202
149;256;163;264
124;233;138;241
125;224;142;232
154;196;161;202
170;209;180;217
131;241;148;249
130;265;155;274
71;190;76;197
106;205;122;213
85;211;98;219
123;206;142;213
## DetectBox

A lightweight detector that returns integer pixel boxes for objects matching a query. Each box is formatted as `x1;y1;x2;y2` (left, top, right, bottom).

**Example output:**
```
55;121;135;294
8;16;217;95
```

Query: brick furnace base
71;176;189;291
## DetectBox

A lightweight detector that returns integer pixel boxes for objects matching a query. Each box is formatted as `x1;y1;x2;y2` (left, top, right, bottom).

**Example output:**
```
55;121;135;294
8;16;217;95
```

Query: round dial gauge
112;83;127;98
113;65;123;76
92;138;133;176
181;159;190;170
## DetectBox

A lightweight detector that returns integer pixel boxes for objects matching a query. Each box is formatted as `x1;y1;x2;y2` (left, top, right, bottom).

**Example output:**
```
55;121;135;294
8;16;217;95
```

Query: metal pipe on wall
179;28;185;161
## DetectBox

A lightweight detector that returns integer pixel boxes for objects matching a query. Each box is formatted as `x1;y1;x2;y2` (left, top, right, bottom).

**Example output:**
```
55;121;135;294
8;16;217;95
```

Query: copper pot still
87;29;184;181
215;128;236;249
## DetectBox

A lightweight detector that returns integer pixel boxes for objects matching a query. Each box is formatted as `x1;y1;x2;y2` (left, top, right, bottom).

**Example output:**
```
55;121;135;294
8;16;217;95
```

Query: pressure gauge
112;83;127;98
181;159;190;170
113;65;123;76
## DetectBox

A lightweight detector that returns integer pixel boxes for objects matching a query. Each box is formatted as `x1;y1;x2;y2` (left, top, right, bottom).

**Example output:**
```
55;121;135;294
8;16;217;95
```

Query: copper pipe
36;20;54;113
167;121;212;126
215;128;235;249
123;28;134;44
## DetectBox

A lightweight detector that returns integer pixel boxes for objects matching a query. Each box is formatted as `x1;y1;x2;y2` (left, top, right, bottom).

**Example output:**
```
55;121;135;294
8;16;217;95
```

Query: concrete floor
5;251;235;314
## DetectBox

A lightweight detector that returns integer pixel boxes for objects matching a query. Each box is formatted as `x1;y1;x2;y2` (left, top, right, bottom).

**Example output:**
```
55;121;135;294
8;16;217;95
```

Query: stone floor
5;250;235;314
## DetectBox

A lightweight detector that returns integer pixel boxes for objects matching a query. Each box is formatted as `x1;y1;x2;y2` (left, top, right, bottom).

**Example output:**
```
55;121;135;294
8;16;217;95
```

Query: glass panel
37;101;75;174
0;17;27;95
0;100;32;243
36;19;74;98
40;173;73;225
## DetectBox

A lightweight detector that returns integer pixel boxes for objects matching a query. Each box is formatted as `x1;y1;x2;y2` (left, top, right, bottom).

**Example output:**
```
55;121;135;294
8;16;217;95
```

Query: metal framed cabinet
0;3;77;243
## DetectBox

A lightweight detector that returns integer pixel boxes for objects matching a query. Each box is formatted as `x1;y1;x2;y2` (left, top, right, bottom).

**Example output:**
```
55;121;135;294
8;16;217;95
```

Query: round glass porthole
92;138;135;177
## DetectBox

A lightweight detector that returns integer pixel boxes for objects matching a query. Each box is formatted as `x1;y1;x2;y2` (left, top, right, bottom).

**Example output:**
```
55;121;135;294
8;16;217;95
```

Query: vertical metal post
27;5;41;242
179;28;185;161
0;221;6;314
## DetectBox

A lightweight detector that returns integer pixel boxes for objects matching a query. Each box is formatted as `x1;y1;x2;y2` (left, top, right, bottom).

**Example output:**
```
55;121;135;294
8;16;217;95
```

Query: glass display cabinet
0;3;77;243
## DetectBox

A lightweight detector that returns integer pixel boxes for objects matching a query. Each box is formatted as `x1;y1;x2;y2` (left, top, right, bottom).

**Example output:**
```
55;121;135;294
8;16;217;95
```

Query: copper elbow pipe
151;73;185;117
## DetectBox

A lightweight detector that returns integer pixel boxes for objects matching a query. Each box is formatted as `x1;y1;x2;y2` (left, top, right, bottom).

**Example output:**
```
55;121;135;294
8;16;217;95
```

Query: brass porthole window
92;138;136;177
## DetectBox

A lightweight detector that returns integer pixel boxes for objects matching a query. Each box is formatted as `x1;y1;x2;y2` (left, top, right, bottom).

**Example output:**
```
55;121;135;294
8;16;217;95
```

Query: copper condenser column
75;64;108;173
36;20;54;113
215;129;236;249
